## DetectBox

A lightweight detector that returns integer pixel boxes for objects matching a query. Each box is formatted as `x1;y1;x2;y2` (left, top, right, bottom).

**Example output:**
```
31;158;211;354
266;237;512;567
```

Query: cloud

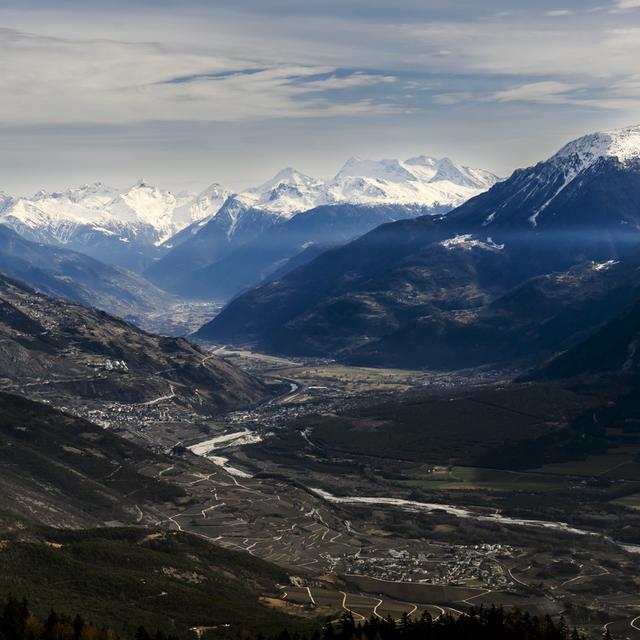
432;92;474;105
610;0;640;11
0;28;400;125
299;73;396;91
545;10;574;16
489;81;585;105
1;0;640;194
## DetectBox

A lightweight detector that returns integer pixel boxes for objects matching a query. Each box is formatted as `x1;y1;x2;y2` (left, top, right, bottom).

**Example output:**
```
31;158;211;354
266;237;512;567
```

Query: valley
165;358;640;639
4;125;640;640
8;339;637;639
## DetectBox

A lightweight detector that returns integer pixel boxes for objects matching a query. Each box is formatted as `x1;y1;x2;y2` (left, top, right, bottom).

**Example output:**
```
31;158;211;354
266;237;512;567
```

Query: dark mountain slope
145;199;279;293
351;254;640;368
0;274;267;411
528;296;640;381
0;224;177;330
0;392;306;638
168;204;429;301
0;391;181;528
197;127;640;368
0;529;305;639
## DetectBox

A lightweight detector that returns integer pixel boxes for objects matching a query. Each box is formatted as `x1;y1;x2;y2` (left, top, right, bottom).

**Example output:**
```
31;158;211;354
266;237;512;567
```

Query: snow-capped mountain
199;124;640;366
145;155;498;297
1;180;196;245
0;191;13;212
0;181;202;271
234;156;499;216
451;124;640;230
0;154;497;273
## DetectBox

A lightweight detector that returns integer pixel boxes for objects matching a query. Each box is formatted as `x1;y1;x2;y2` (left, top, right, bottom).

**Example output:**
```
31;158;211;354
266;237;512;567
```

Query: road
140;384;176;406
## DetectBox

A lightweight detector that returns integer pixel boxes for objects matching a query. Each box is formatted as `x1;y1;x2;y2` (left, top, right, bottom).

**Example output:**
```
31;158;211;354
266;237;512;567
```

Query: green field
401;466;575;492
304;382;611;469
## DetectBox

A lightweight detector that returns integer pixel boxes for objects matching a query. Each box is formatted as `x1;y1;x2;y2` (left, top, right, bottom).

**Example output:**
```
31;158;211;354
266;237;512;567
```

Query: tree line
1;595;603;640
263;608;595;640
0;596;177;640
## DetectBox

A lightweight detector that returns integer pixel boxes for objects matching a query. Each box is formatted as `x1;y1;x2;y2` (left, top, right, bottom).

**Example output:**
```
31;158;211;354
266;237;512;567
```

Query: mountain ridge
1;155;498;273
196;124;640;368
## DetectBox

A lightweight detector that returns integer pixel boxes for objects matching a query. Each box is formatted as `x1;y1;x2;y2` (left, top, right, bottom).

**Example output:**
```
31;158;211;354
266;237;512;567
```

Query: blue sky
1;0;640;193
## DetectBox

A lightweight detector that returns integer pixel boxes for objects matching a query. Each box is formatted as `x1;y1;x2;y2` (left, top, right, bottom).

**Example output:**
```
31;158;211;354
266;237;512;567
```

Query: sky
1;0;640;195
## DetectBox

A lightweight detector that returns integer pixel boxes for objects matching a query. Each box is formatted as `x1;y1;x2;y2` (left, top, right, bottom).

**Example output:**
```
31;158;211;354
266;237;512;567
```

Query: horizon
5;121;640;198
2;0;640;194
1;151;505;198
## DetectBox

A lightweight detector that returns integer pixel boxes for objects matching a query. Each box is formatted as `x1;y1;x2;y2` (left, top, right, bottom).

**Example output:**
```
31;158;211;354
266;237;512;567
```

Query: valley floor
4;348;640;639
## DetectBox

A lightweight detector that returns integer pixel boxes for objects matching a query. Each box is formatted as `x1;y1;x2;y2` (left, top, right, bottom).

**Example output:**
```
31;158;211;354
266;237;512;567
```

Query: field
400;466;577;492
296;382;613;468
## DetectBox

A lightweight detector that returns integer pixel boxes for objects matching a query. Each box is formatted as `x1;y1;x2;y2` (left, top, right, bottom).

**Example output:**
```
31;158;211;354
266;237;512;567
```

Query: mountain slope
145;156;499;297
0;391;183;528
145;198;280;293
197;125;640;368
157;204;430;300
0;528;303;639
0;273;267;412
350;255;640;368
528;295;640;381
0;223;181;329
0;392;307;638
194;217;515;355
448;125;640;235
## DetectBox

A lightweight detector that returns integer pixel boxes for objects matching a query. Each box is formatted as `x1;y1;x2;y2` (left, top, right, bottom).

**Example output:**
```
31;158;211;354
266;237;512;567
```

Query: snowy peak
554;124;640;171
334;157;418;183
454;123;640;232
172;182;232;229
239;167;325;217
0;152;499;262
254;167;321;193
405;155;439;168
0;180;199;249
529;125;640;226
111;179;194;234
233;155;499;216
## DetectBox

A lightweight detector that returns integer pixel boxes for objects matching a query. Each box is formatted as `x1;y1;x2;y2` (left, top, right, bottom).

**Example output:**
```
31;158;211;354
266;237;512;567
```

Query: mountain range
0;156;498;278
197;125;640;370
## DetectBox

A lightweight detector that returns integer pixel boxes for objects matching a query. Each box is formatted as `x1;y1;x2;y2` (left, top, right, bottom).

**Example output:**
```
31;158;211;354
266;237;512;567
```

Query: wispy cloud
0;28;398;125
299;72;396;92
610;0;640;11
545;9;574;16
489;81;585;105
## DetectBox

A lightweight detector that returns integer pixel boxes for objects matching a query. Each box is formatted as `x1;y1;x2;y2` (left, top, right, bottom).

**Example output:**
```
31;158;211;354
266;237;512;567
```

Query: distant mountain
0;223;180;330
197;125;640;369
149;203;431;300
146;155;498;298
234;156;499;215
1;156;497;277
0;181;223;272
145;197;282;293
